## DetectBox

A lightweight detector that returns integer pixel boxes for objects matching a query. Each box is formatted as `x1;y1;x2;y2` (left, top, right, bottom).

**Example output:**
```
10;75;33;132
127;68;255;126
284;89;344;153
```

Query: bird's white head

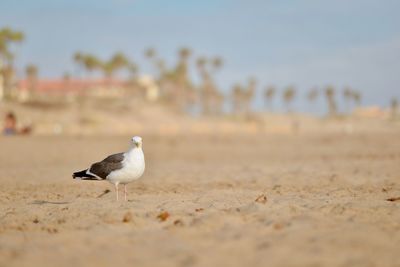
131;136;143;148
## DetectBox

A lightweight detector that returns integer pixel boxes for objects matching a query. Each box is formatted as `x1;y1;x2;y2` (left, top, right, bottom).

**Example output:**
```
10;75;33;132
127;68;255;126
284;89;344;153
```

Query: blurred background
1;0;400;135
2;2;400;267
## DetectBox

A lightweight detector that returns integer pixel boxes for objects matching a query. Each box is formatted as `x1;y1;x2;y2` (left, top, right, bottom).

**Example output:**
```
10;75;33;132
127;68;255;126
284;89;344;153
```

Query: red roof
18;79;129;93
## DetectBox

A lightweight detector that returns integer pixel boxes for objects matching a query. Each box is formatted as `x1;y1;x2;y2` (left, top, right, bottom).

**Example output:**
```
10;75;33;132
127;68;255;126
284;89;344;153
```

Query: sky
1;0;400;113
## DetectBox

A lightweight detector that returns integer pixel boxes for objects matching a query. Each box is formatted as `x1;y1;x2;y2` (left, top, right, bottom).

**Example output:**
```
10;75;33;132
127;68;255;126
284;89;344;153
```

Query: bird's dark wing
88;153;124;179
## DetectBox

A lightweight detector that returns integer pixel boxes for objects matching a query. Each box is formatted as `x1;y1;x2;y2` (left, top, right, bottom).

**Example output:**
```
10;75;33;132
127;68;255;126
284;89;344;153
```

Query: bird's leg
124;185;127;201
115;183;119;201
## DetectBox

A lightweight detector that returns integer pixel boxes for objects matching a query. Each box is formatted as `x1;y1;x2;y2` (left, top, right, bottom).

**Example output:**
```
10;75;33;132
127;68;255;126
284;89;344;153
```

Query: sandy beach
1;132;399;267
1;1;400;266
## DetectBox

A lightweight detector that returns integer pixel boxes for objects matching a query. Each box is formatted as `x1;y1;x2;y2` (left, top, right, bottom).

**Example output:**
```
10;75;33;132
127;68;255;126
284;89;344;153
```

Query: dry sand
1;133;400;267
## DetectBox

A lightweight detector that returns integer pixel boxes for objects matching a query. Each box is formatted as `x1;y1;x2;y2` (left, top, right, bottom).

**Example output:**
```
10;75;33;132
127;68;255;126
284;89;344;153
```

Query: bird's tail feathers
72;169;98;180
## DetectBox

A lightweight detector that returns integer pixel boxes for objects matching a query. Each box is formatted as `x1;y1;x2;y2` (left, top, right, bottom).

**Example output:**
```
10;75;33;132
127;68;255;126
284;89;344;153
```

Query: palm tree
196;57;208;85
172;47;193;111
100;52;136;89
324;85;337;117
390;98;398;119
73;52;84;78
283;86;296;112
231;83;243;114
156;59;166;76
352;90;361;106
306;87;319;112
0;27;25;99
343;87;353;114
243;77;256;114
178;47;191;62
195;56;224;115
175;47;191;81
196;57;207;75
25;64;38;91
0;27;24;64
264;85;276;111
73;52;102;78
110;52;129;69
176;47;191;81
101;52;129;81
83;54;102;77
144;47;167;79
211;57;223;73
307;88;318;102
144;47;156;59
62;72;71;90
196;56;210;114
128;62;139;80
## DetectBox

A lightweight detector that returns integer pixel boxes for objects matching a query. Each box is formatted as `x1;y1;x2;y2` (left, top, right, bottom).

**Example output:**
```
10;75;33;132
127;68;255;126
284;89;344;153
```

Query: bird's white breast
106;148;145;185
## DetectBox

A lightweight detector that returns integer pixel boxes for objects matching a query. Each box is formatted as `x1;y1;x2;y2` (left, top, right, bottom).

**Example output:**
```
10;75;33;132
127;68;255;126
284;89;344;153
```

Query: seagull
72;136;145;201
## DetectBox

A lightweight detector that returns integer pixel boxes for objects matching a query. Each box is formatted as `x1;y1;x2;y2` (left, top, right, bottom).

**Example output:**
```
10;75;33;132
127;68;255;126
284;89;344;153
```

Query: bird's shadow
30;200;71;205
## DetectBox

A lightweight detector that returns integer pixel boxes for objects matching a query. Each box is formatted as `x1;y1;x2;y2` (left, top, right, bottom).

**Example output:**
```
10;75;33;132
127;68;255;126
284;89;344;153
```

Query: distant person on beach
3;112;17;135
2;112;32;136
